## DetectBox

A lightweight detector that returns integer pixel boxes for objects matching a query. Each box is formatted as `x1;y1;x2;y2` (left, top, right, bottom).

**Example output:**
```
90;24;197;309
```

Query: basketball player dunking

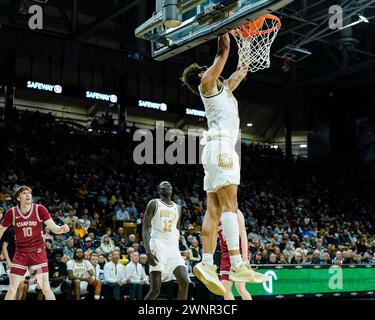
0;186;70;300
143;181;190;300
181;33;269;295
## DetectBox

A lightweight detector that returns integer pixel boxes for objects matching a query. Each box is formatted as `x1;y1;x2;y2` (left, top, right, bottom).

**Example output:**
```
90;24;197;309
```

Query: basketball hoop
230;14;281;73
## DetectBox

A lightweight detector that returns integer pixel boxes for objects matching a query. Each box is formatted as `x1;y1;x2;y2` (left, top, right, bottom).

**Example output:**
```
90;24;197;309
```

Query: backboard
135;0;294;61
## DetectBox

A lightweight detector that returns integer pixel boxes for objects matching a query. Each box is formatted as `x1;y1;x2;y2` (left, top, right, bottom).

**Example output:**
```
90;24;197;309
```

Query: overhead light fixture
300;144;307;148
247;123;253;127
339;14;369;30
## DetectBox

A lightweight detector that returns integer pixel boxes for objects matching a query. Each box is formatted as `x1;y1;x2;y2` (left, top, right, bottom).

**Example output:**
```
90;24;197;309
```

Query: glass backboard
135;0;294;61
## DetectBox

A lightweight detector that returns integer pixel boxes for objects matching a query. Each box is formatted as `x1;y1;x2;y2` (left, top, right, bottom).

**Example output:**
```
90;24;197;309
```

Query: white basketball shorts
149;237;185;274
201;139;240;193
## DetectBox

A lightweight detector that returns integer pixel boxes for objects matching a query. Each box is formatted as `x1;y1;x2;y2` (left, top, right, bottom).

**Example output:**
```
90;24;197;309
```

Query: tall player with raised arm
143;181;190;300
181;33;269;296
0;186;70;300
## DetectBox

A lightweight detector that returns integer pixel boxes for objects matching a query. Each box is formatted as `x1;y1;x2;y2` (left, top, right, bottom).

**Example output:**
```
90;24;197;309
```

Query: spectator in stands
251;251;262;265
249;239;262;255
344;250;355;264
333;250;344;265
79;210;91;230
103;250;126;300
273;246;281;260
353;253;363;264
87;231;100;248
64;209;79;230
182;251;193;274
139;254;150;276
290;252;303;264
66;248;101;300
48;249;70;299
279;254;288;264
260;249;269;264
321;252;332;265
298;242;308;256
268;253;277;264
311;250;321;264
304;251;313;264
124;251;148;300
73;221;87;239
90;253;104;283
98;254;107;269
126;233;136;248
98;190;108;206
73;233;82;249
82;237;96;253
104;227;115;240
137;212;144;239
118;237;128;255
125;201;138;222
282;243;295;263
114;227;126;245
188;238;202;267
100;235;115;257
84;250;91;261
63;237;76;260
52;233;65;251
115;204;130;228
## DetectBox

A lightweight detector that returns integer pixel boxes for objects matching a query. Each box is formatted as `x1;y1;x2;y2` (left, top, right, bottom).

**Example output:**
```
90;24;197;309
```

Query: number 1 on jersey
22;227;33;237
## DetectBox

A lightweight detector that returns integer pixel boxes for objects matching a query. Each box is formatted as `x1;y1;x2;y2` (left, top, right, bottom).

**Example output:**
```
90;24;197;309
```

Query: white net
230;14;281;73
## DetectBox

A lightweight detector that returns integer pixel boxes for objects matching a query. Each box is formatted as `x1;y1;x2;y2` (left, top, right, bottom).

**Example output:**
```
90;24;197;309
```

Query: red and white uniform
1;203;51;276
218;222;242;281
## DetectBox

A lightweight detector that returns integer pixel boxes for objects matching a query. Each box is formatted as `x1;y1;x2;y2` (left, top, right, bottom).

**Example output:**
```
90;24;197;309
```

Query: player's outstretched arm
237;209;249;262
44;218;70;234
201;33;230;94
225;67;248;92
142;200;158;266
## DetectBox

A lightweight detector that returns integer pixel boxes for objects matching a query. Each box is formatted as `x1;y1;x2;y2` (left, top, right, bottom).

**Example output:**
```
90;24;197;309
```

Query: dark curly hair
180;63;205;96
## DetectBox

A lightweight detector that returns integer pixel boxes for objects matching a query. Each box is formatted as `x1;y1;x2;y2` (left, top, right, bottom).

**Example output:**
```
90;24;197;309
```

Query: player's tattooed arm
142;200;158;266
225;67;248;92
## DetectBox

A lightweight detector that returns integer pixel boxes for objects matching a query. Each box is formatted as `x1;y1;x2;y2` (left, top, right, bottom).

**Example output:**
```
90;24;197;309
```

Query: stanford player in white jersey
0;186;70;300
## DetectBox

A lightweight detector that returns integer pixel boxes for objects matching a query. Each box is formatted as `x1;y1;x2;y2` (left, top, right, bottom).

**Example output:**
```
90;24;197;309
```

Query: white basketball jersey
150;199;180;242
199;82;240;146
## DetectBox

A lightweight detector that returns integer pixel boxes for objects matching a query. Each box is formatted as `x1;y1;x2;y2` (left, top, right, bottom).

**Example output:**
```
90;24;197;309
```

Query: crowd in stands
0;110;375;299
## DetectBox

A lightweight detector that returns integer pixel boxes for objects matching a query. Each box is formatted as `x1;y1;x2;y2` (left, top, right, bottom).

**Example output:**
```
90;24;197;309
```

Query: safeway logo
263;270;278;294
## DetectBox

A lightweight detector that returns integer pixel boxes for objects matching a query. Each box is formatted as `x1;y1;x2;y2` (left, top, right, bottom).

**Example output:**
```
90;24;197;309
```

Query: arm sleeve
1;209;13;228
37;205;52;222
